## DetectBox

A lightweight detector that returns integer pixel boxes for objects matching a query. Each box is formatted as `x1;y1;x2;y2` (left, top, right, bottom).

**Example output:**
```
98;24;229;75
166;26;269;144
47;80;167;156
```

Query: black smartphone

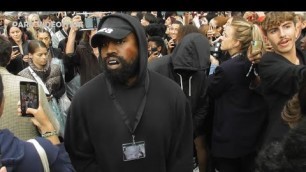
151;47;158;52
20;81;39;117
12;45;20;52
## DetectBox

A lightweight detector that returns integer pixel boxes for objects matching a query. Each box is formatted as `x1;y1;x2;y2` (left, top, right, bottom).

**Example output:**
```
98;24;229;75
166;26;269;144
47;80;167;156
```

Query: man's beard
102;56;139;85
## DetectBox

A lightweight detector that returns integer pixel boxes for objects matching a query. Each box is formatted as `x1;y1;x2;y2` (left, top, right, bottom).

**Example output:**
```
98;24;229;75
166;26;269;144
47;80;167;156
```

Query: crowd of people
0;10;305;172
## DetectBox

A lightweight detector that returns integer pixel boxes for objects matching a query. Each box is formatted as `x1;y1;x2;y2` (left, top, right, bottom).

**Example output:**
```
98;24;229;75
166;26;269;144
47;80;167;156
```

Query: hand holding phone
250;40;263;55
20;81;39;117
12;46;20;52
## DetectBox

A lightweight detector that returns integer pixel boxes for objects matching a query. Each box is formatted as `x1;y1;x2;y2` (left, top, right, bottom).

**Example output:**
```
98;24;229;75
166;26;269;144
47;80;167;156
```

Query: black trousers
213;152;257;172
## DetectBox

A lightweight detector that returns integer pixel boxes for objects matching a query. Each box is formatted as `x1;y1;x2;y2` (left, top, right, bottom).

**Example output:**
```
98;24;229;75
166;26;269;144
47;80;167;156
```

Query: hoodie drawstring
176;73;192;97
188;76;192;97
177;73;183;90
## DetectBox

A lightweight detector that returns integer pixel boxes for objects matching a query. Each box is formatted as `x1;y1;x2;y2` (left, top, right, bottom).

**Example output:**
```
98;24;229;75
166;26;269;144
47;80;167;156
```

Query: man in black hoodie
148;32;211;172
64;13;193;172
258;12;306;145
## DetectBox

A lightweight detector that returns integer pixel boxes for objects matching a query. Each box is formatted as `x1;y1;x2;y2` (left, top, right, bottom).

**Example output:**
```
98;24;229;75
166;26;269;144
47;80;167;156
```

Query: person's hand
247;46;262;64
22;55;30;62
167;38;176;50
11;50;21;60
17;101;55;134
210;55;219;66
264;41;274;52
207;25;216;40
70;15;83;32
148;51;159;62
0;166;7;172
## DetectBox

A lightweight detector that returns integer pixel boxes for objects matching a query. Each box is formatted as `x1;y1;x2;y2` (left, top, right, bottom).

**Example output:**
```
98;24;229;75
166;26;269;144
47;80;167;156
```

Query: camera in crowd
210;41;222;59
83;17;100;30
77;13;101;31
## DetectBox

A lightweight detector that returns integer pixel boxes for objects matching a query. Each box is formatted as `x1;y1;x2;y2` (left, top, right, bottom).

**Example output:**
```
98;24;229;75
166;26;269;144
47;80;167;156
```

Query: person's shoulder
76;73;105;94
149;70;183;93
261;52;282;62
15;75;35;82
0;129;19;146
148;55;170;71
51;63;62;70
18;67;30;75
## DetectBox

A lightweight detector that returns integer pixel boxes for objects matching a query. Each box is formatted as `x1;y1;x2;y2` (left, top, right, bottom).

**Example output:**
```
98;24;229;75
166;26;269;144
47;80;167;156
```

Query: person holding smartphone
18;40;66;137
207;17;268;172
258;12;306;146
0;74;75;172
6;21;30;75
147;36;167;63
0;35;60;141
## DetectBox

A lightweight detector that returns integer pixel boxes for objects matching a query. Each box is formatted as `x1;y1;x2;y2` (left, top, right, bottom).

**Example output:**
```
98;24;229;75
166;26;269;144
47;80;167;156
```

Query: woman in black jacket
207;17;268;172
6;21;30;75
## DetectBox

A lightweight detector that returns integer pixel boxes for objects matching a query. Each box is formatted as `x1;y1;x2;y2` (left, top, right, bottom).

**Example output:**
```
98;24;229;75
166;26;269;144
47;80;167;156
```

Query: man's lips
106;57;120;65
278;39;289;46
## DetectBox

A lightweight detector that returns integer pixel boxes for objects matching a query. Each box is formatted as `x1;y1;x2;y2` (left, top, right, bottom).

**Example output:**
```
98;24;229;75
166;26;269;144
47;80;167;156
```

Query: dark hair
255;142;293;172
37;28;52;39
256;117;306;172
176;25;200;43
143;13;158;24
39;14;50;21
164;11;177;21
282;118;306;171
0;35;12;67
148;36;167;56
145;23;166;38
281;79;306;127
28;40;48;54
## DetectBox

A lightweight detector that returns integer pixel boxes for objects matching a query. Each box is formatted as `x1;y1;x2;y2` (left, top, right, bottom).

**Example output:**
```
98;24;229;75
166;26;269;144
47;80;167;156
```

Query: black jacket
208;54;268;158
6;41;29;75
258;49;306;145
64;13;193;172
148;33;211;137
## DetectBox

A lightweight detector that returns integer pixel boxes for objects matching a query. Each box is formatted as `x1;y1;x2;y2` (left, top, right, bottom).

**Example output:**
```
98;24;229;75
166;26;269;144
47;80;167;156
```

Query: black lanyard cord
105;72;149;134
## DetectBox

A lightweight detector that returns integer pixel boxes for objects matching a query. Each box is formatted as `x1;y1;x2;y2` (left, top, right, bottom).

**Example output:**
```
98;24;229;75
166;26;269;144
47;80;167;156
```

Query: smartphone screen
82;17;100;31
20;81;39;117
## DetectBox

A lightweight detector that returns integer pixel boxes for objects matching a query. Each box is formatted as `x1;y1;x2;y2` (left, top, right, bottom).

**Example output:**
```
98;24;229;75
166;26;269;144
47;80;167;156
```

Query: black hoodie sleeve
258;52;306;96
207;65;231;98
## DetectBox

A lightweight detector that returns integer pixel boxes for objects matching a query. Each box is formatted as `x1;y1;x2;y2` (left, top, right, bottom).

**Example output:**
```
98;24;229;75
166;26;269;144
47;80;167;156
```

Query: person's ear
233;40;241;49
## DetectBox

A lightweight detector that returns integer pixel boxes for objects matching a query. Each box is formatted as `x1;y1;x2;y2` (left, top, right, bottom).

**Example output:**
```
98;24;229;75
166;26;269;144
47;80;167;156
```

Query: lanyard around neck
105;72;149;135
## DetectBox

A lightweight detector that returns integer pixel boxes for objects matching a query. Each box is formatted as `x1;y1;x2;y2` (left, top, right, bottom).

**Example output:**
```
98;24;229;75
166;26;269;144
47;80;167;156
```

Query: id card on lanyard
105;73;149;161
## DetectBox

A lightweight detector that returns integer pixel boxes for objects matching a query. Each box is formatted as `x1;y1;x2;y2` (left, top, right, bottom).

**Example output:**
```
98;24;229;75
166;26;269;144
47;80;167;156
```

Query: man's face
266;21;298;55
37;32;51;48
101;33;139;84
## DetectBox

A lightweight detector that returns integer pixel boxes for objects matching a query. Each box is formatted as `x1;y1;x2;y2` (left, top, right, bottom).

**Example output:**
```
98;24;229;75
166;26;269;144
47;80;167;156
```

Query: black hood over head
170;33;210;72
91;13;148;84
